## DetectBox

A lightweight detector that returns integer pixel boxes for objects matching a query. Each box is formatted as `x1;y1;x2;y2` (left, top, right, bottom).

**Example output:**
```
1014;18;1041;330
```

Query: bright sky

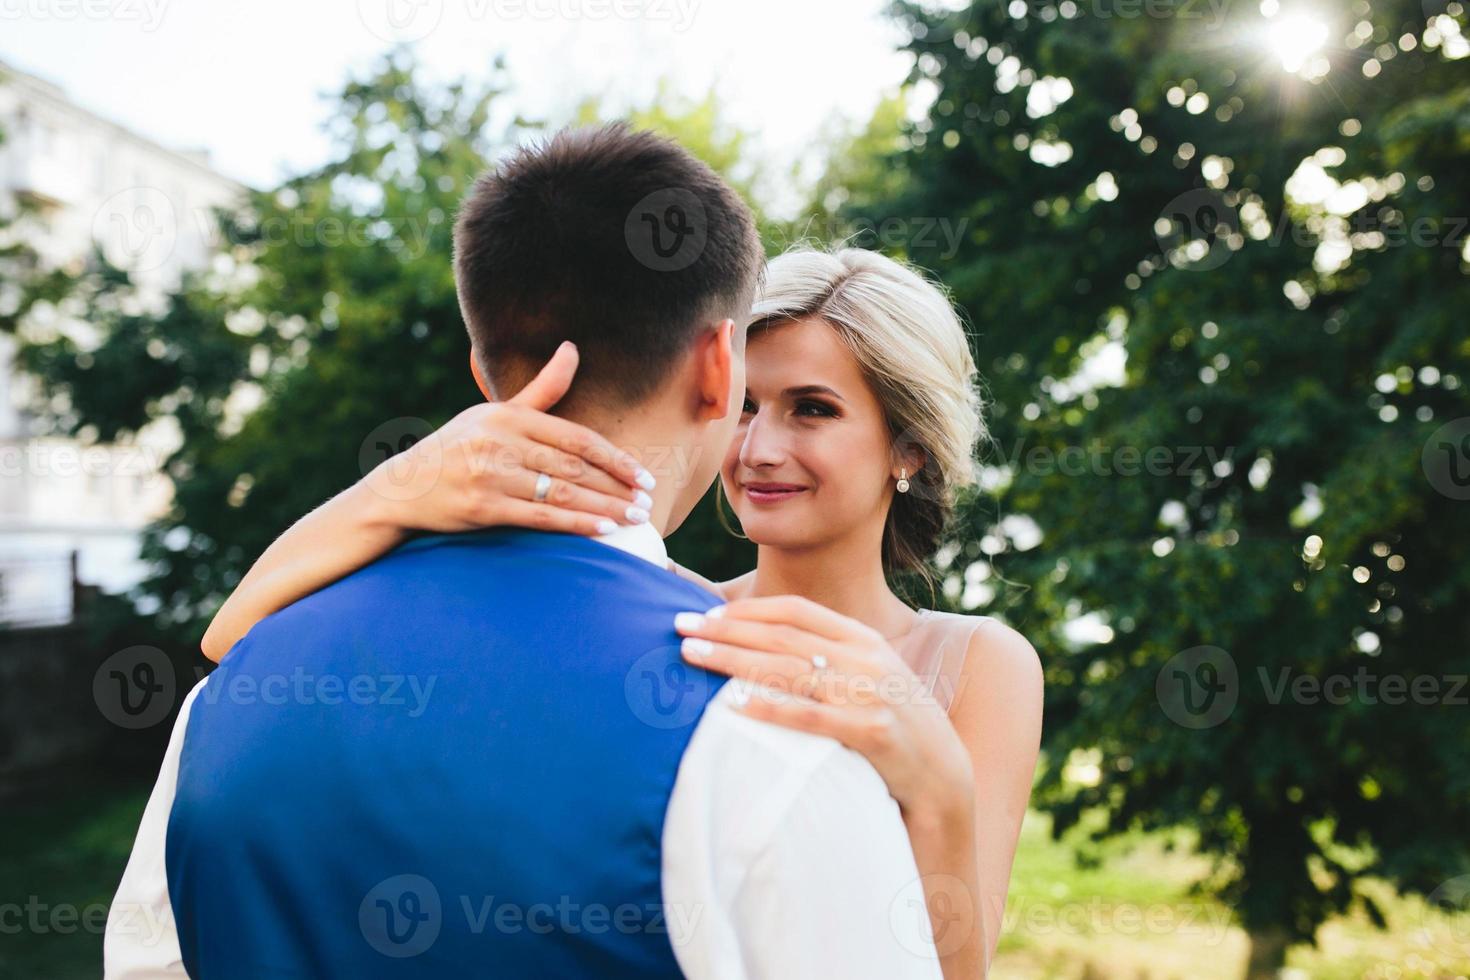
1;0;918;210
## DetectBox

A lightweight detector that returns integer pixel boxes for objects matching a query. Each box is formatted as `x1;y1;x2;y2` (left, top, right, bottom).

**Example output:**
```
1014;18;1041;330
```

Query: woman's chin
735;510;812;548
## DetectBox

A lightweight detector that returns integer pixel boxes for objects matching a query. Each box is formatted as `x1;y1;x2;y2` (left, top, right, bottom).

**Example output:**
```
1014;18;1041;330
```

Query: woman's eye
741;397;757;415
795;399;838;418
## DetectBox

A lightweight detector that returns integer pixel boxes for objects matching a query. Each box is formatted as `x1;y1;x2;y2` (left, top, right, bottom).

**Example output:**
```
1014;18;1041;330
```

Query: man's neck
577;411;691;538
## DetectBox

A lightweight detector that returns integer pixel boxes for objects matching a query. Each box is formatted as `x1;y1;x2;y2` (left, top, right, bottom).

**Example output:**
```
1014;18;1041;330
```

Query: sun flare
1265;12;1331;73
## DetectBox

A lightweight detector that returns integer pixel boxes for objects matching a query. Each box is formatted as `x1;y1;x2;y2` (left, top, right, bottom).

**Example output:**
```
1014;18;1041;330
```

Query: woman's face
720;317;901;551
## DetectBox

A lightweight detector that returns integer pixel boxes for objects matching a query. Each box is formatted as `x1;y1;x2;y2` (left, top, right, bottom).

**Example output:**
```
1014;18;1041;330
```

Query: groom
105;124;941;978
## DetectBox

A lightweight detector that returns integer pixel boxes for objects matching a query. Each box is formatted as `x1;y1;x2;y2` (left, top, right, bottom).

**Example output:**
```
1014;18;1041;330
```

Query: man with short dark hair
454;122;764;412
105;124;941;979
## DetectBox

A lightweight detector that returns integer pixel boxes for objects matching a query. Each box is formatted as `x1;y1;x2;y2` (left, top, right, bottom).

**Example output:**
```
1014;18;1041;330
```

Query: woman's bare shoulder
964;614;1040;671
927;611;1043;745
668;564;755;602
950;614;1043;714
919;610;1041;685
716;570;757;601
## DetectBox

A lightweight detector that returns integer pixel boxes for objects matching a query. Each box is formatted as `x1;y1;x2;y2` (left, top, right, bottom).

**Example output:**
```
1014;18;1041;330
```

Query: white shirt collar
594;521;669;570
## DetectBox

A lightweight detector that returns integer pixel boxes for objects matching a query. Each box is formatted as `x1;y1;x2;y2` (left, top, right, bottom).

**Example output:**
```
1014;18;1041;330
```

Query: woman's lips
742;483;808;504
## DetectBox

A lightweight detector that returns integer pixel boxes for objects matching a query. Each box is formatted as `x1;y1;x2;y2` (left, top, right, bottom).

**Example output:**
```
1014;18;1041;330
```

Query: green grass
995;811;1470;979
4;783;1468;978
0;776;151;978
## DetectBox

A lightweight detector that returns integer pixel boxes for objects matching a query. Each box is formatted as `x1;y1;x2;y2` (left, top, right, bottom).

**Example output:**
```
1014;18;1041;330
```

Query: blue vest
166;529;728;977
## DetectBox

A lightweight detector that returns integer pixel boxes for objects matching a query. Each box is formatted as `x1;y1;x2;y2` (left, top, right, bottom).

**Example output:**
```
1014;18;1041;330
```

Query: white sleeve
663;680;943;980
103;677;209;979
729;740;944;980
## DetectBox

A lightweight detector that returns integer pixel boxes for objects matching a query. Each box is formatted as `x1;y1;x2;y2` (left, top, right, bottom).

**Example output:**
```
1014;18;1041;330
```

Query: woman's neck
748;525;918;639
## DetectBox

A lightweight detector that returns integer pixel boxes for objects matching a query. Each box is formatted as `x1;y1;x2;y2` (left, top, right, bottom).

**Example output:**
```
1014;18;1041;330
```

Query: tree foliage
872;0;1470;968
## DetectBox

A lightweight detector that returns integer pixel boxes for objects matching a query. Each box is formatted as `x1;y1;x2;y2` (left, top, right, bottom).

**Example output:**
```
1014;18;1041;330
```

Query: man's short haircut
453;123;765;408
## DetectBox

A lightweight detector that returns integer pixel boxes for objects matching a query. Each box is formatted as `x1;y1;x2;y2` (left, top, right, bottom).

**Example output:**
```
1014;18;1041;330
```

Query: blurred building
0;58;245;626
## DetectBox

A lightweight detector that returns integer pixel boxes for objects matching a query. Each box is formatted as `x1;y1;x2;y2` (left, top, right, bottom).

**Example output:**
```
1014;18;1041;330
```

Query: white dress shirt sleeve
103;677;209;979
663;679;943;980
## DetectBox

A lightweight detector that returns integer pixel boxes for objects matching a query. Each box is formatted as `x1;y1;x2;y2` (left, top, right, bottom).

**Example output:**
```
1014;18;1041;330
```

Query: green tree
874;0;1470;973
793;89;913;245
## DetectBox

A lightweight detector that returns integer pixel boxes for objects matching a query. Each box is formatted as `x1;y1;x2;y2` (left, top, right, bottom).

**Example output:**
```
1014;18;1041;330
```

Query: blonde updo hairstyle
745;246;986;582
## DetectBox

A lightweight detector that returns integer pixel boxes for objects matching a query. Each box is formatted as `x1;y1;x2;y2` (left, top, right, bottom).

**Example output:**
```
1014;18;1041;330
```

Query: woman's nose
738;411;787;469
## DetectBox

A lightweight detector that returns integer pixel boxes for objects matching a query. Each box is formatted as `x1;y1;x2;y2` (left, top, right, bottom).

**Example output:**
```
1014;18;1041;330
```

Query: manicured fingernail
626;506;650;524
706;605;726;619
635;468;657;491
674;612;705;632
682;636;713;657
633;490;654;511
595;519;617;535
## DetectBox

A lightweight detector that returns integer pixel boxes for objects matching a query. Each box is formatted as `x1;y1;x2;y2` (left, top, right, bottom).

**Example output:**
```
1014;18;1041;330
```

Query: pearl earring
896;468;910;494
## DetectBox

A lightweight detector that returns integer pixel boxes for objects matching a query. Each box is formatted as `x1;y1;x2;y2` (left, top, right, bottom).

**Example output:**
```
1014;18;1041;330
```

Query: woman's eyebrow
783;385;845;402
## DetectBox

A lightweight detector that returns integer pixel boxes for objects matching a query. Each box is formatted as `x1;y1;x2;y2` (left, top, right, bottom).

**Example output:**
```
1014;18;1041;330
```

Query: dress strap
891;610;991;715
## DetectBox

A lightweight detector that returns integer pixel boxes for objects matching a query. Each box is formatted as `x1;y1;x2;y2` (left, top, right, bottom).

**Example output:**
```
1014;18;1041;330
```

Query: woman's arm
932;620;1044;971
201;343;656;662
201;480;408;661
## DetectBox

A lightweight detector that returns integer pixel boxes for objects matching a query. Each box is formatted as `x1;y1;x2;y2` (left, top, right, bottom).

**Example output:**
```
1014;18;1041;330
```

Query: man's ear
469;349;495;401
693;318;737;421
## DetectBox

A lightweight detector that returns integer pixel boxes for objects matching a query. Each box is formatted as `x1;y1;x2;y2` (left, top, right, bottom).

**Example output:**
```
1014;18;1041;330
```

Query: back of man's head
453;123;764;414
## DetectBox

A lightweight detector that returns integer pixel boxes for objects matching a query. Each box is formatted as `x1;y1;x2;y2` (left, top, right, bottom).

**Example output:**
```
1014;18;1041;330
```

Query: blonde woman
202;247;1043;978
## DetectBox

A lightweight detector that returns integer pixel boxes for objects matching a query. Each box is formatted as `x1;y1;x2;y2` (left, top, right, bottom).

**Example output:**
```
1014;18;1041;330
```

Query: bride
201;246;1043;978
